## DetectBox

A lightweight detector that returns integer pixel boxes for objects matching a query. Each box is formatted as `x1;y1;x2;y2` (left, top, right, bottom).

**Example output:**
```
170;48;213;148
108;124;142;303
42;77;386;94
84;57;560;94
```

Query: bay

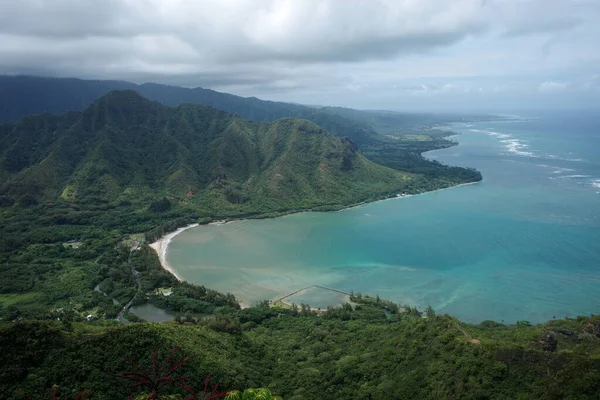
167;110;600;323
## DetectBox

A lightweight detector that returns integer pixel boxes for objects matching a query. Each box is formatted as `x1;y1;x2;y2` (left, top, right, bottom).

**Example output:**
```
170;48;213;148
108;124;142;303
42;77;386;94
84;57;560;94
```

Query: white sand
149;223;251;309
149;223;199;281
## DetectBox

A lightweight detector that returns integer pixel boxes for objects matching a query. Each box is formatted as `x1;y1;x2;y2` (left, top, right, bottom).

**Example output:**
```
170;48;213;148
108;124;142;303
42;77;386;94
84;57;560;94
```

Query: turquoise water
167;110;600;323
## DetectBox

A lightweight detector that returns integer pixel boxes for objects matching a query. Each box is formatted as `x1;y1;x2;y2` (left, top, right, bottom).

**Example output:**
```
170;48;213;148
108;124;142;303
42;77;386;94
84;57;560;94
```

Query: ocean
166;110;600;323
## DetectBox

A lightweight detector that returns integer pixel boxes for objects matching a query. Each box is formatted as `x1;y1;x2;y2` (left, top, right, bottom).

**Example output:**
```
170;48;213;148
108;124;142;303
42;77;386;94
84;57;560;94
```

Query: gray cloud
0;0;150;38
0;0;598;110
0;0;489;72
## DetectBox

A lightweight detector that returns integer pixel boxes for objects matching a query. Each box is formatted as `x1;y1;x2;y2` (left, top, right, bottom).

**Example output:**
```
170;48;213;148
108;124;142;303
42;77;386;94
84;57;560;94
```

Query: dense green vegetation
1;298;599;399
0;90;475;321
8;79;588;399
0;76;379;145
0;75;484;194
0;90;414;211
362;129;482;192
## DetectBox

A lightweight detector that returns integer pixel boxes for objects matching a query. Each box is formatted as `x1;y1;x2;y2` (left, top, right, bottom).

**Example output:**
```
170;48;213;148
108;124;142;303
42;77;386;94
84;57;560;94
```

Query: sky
1;0;599;111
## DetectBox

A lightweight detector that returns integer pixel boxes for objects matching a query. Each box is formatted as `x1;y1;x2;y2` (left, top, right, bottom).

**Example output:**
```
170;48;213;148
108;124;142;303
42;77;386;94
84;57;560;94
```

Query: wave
544;154;585;162
470;128;539;157
592;179;600;189
550;167;576;174
500;138;538;157
555;174;593;179
469;127;588;164
469;129;510;139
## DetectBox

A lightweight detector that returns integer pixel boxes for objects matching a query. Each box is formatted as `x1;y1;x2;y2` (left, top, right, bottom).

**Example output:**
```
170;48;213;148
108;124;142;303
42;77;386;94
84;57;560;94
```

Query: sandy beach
149;223;199;281
147;180;481;309
148;181;482;277
149;223;251;308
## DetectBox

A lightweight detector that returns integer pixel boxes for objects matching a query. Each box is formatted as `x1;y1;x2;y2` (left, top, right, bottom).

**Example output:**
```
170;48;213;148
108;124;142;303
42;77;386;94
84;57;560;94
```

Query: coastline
148;222;251;309
336;180;481;213
149;223;199;281
147;180;482;300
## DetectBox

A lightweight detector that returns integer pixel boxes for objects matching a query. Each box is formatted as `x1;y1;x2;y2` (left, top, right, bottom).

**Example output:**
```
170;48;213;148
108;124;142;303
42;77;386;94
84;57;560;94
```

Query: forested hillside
2;298;599;399
0;90;412;212
0;90;423;324
0;85;511;400
0;76;378;145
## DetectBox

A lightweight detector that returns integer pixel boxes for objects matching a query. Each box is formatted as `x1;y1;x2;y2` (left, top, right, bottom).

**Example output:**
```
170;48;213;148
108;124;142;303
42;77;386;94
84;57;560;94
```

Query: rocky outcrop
542;332;557;352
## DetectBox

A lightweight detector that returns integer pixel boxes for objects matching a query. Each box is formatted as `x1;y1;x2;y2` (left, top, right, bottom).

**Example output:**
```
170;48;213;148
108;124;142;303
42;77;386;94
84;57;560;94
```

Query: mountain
0;90;411;213
0;75;379;145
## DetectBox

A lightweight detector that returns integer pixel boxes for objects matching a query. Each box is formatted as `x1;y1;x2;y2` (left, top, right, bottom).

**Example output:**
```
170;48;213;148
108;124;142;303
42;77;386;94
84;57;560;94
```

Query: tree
407;307;422;317
184;312;195;324
110;347;226;400
5;305;21;321
225;388;281;400
18;194;38;208
300;303;311;316
148;197;171;213
425;305;436;318
290;303;299;315
29;386;93;400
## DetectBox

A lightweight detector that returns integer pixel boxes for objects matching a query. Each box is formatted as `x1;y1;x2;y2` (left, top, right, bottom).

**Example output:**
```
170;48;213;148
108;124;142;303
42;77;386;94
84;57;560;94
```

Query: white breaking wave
500;138;537;157
470;128;539;157
591;179;600;189
469;127;587;163
555;174;593;179
550;167;576;174
544;154;585;162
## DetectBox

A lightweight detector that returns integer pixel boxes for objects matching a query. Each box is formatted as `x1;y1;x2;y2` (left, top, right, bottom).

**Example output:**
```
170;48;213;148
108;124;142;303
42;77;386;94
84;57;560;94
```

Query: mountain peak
95;89;152;106
81;90;164;128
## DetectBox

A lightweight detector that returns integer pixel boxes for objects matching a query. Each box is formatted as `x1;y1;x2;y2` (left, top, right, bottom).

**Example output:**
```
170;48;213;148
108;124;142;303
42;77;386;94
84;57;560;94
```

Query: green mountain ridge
0;88;598;399
7;80;585;400
0;90;411;212
0;75;379;145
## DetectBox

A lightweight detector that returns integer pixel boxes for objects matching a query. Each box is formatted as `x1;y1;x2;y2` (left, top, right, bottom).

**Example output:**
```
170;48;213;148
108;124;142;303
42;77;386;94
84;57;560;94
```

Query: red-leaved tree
110;346;227;400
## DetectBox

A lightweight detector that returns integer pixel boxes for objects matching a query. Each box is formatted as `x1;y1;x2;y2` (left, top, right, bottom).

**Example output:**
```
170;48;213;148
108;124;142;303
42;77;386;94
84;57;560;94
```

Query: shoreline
149;223;199;282
148;222;251;309
147;180;482;306
336;180;481;212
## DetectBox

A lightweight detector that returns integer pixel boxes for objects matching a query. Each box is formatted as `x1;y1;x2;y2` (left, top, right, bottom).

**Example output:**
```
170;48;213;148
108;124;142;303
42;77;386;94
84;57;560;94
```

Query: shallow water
130;303;214;323
167;110;600;323
130;303;180;322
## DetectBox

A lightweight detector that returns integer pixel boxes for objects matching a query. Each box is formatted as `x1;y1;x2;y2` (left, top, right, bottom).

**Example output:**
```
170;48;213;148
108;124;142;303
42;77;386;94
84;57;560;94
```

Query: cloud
0;0;488;67
0;0;598;109
539;81;568;92
493;0;584;37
